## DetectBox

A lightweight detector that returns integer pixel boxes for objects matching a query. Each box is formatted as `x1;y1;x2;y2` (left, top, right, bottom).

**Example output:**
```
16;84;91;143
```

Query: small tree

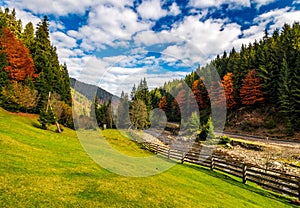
129;99;148;129
187;111;200;136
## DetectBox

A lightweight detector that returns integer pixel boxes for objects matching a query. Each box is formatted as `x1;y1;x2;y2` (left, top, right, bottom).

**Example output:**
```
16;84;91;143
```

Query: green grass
0;108;297;207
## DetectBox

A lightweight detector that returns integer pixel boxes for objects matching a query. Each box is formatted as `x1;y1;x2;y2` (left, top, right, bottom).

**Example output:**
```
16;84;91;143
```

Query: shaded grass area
0;108;297;207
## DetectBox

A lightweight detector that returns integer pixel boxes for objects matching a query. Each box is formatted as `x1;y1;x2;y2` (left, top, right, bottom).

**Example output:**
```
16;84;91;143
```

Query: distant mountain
70;78;117;103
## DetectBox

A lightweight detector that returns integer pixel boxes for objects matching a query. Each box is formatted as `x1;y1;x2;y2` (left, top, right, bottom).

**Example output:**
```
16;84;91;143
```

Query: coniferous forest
141;23;300;137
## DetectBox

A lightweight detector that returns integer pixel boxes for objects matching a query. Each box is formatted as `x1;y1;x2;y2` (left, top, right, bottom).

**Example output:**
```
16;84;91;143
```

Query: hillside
70;77;116;103
0;108;297;207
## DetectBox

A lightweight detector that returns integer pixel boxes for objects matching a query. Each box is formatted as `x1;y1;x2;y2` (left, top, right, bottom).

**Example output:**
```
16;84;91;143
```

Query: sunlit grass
0;108;297;207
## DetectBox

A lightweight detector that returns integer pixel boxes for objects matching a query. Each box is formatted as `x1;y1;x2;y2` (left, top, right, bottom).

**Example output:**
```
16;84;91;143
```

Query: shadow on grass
31;121;62;133
31;121;43;129
182;163;297;207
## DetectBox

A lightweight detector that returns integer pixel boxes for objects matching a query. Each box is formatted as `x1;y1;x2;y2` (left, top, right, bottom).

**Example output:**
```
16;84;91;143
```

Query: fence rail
141;141;300;200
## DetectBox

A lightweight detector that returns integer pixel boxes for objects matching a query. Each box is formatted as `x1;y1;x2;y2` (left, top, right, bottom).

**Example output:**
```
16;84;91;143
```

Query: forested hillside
150;23;300;137
0;8;73;129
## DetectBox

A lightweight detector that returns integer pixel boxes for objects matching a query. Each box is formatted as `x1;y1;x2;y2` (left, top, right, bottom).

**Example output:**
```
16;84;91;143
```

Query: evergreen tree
22;22;35;50
278;57;294;135
116;92;130;129
129;99;148;129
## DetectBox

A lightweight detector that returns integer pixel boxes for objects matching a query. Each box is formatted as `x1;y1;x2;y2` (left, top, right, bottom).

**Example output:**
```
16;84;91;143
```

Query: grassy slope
0;108;296;208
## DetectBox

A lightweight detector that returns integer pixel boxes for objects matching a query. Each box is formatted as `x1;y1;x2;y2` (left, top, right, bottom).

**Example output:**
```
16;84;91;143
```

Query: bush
219;135;232;144
265;118;276;129
1;81;39;112
197;128;208;141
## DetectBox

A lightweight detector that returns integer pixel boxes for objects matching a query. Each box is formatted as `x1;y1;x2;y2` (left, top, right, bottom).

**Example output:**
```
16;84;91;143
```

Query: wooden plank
214;167;243;178
248;166;300;179
214;162;243;174
247;177;298;197
248;168;298;184
213;158;243;169
247;172;299;191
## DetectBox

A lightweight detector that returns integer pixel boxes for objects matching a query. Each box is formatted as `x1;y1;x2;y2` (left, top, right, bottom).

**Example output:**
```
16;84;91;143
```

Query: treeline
92;78;151;130
0;8;73;130
151;22;300;136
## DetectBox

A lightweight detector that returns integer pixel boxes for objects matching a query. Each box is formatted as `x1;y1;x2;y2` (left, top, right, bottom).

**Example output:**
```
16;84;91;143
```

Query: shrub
265;118;276;129
1;81;39;112
219;135;232;144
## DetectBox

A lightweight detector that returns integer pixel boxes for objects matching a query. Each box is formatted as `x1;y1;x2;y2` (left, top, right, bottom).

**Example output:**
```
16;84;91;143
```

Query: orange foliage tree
209;80;225;109
158;95;168;112
222;72;236;109
240;69;264;105
192;79;208;110
0;27;36;81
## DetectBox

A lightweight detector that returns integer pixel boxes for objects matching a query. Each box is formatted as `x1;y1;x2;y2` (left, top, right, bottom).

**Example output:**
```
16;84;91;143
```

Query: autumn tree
158;95;168;112
192;79;208;110
240;70;264;106
209;80;225;109
222;72;236;109
1;81;39;112
0;27;36;81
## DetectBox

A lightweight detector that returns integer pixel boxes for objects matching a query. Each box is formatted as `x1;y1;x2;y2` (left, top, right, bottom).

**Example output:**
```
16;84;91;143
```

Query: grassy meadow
0;108;297;207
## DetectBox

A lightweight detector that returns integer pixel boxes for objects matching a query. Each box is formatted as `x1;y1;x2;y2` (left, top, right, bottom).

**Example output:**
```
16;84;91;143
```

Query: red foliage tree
175;89;186;110
0;27;36;81
192;79;208;110
222;72;236;109
158;95;168;112
209;80;225;109
240;69;264;105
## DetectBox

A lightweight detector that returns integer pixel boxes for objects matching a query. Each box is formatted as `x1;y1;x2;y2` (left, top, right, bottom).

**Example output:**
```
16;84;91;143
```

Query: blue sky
1;0;300;95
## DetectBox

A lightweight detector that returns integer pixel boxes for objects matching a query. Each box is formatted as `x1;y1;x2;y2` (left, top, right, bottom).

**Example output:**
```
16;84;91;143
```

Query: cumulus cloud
189;0;251;9
75;3;151;51
137;0;168;20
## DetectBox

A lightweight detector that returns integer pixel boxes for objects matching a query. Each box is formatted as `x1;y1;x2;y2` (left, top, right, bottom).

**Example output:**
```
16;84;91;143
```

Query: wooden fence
141;141;300;200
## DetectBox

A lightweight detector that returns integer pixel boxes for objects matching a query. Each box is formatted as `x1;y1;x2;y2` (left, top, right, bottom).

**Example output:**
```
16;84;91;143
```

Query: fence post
156;144;159;155
168;148;171;160
181;153;185;164
210;156;214;171
298;177;300;201
242;164;247;184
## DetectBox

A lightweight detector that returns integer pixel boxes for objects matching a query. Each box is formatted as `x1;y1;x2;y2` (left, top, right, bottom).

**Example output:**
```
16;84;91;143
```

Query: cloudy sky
1;0;299;95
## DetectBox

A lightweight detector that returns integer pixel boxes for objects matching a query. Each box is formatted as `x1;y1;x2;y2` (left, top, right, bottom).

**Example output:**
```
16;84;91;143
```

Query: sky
1;0;300;95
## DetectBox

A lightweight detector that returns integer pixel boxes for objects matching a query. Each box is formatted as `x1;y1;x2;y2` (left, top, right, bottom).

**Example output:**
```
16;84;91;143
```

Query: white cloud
254;7;300;31
189;0;251;9
251;0;276;8
4;0;97;16
51;31;77;48
169;2;181;16
75;3;151;51
137;0;168;20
